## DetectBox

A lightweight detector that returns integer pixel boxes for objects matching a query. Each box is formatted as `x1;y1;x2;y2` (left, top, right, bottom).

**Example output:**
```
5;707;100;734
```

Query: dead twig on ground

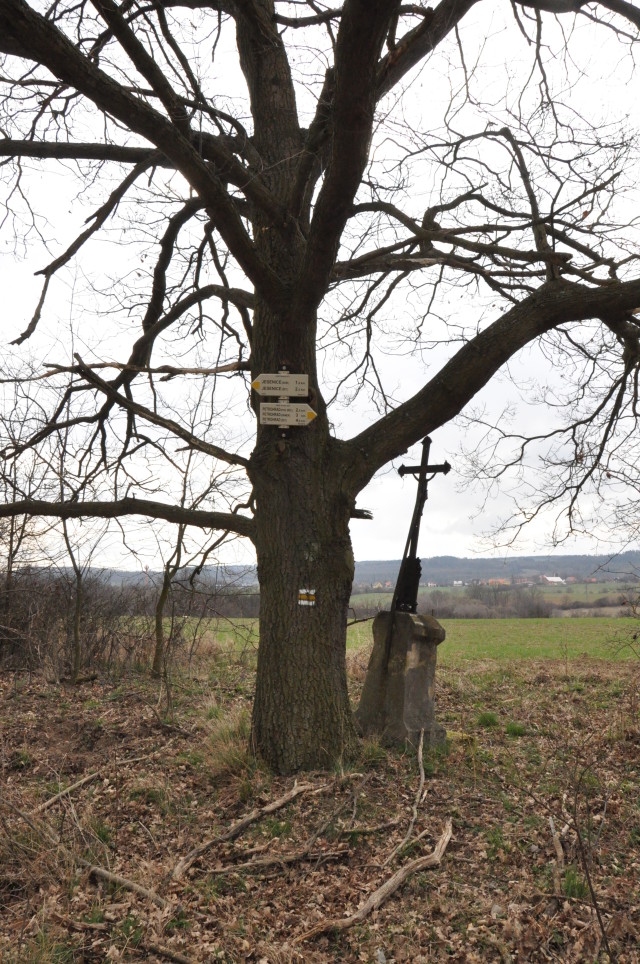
549;814;565;900
35;772;101;812
83;863;168;908
3;801;169;908
204;779;361;879
207;846;350;875
139;942;195;963
172;782;324;879
340;818;401;838
296;817;452;942
383;728;425;867
573;777;613;960
35;751;159;814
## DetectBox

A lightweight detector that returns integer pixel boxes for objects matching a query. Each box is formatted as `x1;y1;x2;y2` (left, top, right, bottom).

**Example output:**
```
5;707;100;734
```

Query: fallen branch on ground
140;943;195;964
207;846;350;875
340;818;401;837
172;781;324;879
296;817;453;942
548;815;564;899
35;772;101;812
84;862;168;908
208;777;364;878
35;751;159;813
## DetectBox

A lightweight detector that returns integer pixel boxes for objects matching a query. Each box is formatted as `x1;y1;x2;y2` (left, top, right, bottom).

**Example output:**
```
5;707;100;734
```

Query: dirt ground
1;651;639;963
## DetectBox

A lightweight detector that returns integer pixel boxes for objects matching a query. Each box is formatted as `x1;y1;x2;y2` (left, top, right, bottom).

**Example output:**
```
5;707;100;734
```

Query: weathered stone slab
355;611;446;747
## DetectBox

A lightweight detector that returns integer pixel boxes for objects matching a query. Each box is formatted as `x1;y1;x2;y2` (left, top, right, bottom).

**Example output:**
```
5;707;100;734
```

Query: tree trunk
70;572;82;684
251;441;357;773
152;570;170;678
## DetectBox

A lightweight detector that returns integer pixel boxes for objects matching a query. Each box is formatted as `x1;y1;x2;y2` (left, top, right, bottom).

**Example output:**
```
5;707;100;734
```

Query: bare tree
2;0;640;771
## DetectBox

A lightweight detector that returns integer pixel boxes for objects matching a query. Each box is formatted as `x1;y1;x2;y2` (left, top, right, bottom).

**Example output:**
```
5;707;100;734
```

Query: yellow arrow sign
251;373;308;396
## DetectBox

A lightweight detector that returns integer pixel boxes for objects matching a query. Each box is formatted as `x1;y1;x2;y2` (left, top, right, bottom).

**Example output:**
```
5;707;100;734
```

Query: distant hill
354;551;640;587
100;564;258;588
79;550;640;590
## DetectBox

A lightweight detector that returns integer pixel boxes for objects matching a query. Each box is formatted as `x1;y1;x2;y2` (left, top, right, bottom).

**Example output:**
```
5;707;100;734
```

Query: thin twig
35;771;100;812
4;801;169;908
573;784;613;959
383;728;425;866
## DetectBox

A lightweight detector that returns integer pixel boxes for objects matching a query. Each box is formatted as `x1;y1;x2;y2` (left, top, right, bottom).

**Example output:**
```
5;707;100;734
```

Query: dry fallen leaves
1;659;639;962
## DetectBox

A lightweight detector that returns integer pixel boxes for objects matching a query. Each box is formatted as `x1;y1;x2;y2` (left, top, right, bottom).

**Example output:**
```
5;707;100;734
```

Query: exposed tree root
296;817;452;942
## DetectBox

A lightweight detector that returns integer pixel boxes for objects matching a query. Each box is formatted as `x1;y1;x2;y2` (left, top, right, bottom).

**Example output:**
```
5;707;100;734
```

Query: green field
350;581;636;611
437;617;636;663
347;616;637;662
186;614;638;663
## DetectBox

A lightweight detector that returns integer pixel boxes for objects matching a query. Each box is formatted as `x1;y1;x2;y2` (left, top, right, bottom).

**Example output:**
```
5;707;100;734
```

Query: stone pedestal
355;611;446;747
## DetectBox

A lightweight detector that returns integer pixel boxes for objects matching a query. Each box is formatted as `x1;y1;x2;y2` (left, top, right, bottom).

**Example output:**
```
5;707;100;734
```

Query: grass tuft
477;711;499;728
357;737;388;768
506;721;527;737
563;866;588;899
204;704;255;780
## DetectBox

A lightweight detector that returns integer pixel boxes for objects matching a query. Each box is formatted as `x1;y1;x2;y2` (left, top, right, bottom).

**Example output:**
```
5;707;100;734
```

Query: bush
0;567;144;676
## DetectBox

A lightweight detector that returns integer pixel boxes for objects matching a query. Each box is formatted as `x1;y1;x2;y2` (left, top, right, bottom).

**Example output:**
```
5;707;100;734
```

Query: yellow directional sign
251;373;308;397
259;402;317;426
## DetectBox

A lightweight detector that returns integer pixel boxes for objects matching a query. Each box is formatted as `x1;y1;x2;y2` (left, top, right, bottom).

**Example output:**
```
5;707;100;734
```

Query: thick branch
516;0;585;12
0;498;255;537
234;0;301;161
376;0;480;98
594;0;640;30
0;140;166;164
91;0;191;132
296;0;402;315
332;239;571;281
0;134;280;214
124;283;254;374
343;277;640;492
517;0;640;31
274;8;341;27
74;357;249;469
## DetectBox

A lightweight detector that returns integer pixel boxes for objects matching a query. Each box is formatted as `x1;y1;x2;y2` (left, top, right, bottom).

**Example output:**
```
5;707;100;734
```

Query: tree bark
250;435;357;772
71;572;83;684
152;569;170;678
3;0;640;776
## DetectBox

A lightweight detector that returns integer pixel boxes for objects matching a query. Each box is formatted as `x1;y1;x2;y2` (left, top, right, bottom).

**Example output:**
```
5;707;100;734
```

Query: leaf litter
0;656;639;962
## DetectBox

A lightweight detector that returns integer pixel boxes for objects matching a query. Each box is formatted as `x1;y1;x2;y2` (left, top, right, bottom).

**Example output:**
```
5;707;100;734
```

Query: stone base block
355;611;446;747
